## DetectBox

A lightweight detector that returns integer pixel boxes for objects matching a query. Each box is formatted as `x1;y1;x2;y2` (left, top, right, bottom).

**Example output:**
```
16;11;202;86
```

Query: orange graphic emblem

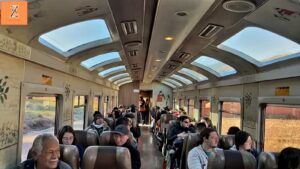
1;1;27;25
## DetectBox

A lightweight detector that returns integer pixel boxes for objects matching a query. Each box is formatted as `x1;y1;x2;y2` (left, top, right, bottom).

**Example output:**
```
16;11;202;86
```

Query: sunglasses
183;121;190;123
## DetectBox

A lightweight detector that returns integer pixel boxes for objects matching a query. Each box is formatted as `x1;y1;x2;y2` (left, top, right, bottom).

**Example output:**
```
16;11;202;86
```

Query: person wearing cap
113;125;141;169
86;111;110;136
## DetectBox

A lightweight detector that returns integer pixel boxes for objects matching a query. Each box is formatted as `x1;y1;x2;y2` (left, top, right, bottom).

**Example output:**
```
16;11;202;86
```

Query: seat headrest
99;131;115;145
219;135;235;150
207;150;256;169
60;144;80;169
257;152;279;169
160;114;176;123
74;130;99;148
82;146;132;169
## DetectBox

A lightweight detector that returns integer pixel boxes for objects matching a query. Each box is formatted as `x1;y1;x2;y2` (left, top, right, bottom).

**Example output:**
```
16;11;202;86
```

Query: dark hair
196;122;206;131
178;116;189;122
278;147;300;169
199;128;217;144
124;113;134;119
227;126;240;135
57;125;77;145
201;117;213;128
93;111;103;121
235;131;251;150
116;117;130;127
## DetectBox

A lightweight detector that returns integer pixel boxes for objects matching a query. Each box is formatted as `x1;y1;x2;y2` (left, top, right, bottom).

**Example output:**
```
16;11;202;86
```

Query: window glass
162;81;176;88
164;78;182;87
192;56;236;77
171;74;192;85
81;52;121;70
108;73;130;82
117;80;132;86
264;104;300;152
178;68;208;82
73;96;86;130
93;96;101;112
114;77;131;85
221;102;241;135
201;100;211;118
188;99;195;118
22;96;57;161
98;66;126;77
39;19;111;57
217;27;300;67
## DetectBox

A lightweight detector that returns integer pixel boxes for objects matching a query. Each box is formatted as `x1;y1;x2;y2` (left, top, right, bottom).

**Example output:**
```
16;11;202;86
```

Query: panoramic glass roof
165;78;182;87
162;81;176;88
108;73;130;82
114;77;131;85
217;27;300;67
171;74;192;85
179;68;208;82
192;56;236;77
98;66;126;77
117;80;133;86
39;19;111;57
81;52;121;70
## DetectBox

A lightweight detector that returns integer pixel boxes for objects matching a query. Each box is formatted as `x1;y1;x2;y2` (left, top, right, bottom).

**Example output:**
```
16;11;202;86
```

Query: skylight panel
162;81;176;88
179;68;208;82
39;19;111;57
217;27;300;67
114;77;131;85
165;78;182;87
108;73;130;82
117;80;133;87
171;74;193;85
192;56;237;77
81;52;121;70
98;66;126;77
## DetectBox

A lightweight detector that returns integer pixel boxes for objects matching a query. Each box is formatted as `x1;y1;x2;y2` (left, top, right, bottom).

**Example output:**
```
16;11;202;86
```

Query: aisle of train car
138;126;164;169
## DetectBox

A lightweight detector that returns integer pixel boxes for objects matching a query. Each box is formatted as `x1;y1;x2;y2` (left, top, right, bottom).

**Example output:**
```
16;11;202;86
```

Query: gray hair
31;133;58;157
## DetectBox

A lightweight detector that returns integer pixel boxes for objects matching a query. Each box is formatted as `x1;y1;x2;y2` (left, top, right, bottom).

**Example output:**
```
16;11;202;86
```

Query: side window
200;100;211;118
73;95;87;130
22;96;58;161
188;99;195;118
220;101;241;135
103;96;108;116
93;96;101;112
262;104;300;152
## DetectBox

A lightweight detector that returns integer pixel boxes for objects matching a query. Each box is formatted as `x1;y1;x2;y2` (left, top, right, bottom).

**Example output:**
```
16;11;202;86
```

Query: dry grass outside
220;118;300;152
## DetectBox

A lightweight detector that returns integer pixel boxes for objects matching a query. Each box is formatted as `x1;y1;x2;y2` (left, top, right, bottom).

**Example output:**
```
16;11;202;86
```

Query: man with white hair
21;133;71;169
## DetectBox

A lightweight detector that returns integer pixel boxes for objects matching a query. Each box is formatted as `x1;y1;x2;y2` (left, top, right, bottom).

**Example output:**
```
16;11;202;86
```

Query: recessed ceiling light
175;11;188;17
164;36;173;41
160;50;167;53
155;59;161;62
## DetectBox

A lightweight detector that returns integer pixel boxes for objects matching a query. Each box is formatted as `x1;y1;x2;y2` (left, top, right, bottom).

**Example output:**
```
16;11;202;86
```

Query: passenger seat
74;130;99;149
207;149;256;169
218;135;235;150
82;146;131;169
257;152;279;169
180;133;201;169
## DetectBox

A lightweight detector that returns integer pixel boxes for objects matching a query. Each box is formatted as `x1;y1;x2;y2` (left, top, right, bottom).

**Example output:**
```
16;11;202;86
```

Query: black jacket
20;159;71;169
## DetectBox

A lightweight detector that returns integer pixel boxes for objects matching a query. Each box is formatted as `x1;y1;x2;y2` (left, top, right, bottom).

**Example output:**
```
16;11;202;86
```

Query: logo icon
1;1;28;25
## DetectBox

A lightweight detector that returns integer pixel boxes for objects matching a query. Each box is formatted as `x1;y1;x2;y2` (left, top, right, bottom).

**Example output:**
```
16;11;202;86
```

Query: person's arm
130;146;141;169
187;149;204;169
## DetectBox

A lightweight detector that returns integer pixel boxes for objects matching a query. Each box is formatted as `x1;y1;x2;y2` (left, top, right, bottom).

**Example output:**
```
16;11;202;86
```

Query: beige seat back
99;131;115;145
82;146;131;169
74;130;99;149
180;133;200;169
257;152;279;169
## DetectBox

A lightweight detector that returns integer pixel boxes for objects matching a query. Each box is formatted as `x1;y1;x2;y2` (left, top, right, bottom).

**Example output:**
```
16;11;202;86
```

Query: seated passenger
230;131;259;160
200;117;213;129
124;113;141;142
196;122;207;134
116;117;138;147
187;128;219;169
112;125;141;169
167;116;195;145
278;147;300;169
86;111;110;136
21;133;71;169
57;125;84;166
227;126;240;135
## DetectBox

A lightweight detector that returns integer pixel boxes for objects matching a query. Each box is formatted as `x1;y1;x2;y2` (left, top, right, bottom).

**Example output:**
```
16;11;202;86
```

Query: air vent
168;64;177;70
124;41;142;50
128;50;138;57
121;20;137;35
131;64;138;68
199;24;223;38
222;0;256;13
75;5;98;16
177;52;191;60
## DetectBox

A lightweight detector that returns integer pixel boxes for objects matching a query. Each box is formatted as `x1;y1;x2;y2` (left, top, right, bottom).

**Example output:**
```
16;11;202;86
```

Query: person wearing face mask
187;128;219;169
57;125;84;166
21;133;71;169
86;111;110;136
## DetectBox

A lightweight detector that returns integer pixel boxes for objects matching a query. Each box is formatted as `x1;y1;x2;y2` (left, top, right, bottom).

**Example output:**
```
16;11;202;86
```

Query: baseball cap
113;124;129;135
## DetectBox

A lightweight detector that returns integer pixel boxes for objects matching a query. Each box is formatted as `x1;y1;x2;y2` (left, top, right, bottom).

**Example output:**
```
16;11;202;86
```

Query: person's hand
177;132;188;139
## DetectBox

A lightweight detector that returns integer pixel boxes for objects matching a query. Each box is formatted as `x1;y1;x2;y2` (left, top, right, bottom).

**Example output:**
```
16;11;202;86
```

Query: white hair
31;133;58;157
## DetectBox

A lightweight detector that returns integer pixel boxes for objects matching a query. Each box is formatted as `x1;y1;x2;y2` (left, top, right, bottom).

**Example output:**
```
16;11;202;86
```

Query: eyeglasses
183;121;190;123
